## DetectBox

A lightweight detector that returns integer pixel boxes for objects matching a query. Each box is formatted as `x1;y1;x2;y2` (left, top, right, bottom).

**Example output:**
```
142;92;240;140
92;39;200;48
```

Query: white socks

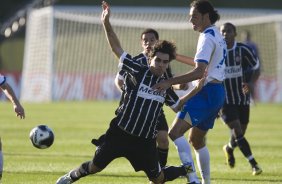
194;146;210;184
174;136;200;183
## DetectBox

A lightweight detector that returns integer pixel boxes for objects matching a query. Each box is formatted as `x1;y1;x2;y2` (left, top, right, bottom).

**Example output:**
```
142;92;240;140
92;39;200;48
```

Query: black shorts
156;111;168;131
221;104;250;125
93;119;161;179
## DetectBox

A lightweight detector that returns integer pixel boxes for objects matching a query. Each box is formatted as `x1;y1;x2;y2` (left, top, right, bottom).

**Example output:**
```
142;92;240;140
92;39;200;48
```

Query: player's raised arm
101;1;124;59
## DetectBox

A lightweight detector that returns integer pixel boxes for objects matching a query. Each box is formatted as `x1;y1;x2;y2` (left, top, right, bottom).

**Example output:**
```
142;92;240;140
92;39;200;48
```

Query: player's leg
223;105;262;175
189;127;210;184
190;83;225;184
221;104;238;168
238;105;262;175
169;117;200;184
56;161;103;184
56;124;121;183
133;139;187;184
156;112;169;168
0;138;3;181
56;140;115;184
156;130;169;167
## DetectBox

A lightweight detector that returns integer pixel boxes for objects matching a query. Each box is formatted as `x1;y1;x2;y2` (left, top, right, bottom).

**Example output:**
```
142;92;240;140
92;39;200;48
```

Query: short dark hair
222;22;237;33
141;28;159;40
190;0;220;24
148;40;176;62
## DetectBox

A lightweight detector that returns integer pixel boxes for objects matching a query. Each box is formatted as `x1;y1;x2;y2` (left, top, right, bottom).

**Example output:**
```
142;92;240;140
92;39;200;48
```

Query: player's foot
252;164;262;175
183;162;194;174
223;144;235;168
183;163;201;184
0;172;2;181
56;172;73;184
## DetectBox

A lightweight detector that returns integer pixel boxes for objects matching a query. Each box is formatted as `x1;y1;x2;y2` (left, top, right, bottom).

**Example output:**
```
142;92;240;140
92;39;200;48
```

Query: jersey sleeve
241;44;259;71
164;87;180;108
119;52;142;75
194;34;215;64
241;44;260;82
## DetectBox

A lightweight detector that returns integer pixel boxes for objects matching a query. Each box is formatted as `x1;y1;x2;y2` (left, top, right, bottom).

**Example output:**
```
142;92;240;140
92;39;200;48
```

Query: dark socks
236;137;258;167
70;161;92;181
157;147;168;168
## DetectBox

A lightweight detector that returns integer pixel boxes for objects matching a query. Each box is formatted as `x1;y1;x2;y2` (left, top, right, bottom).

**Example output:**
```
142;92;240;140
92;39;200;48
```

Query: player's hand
194;77;205;92
242;82;250;94
152;80;171;92
101;1;110;22
14;104;25;119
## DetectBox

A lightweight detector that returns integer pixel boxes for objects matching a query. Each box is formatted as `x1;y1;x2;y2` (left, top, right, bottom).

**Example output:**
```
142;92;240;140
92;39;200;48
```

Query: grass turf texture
0;101;282;184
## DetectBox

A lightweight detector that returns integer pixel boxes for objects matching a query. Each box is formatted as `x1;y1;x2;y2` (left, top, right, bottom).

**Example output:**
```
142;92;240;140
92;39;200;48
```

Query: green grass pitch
1;101;282;184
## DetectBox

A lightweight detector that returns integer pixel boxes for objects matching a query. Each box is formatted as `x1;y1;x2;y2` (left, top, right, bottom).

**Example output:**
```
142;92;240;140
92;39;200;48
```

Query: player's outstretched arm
175;53;195;67
101;1;124;59
0;82;25;119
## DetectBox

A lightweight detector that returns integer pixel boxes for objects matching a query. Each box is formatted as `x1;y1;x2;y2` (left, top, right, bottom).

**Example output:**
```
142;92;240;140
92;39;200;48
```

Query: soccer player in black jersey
0;74;25;181
113;28;194;168
114;28;171;168
56;2;204;184
220;22;262;175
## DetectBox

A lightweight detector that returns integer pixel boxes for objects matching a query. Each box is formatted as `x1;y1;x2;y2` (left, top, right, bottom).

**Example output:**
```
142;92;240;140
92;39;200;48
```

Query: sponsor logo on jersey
225;65;242;78
137;84;165;103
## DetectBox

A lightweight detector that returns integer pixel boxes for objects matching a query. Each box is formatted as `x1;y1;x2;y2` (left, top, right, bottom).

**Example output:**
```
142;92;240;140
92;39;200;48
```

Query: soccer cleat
187;182;201;184
223;144;235;168
56;172;74;184
252;165;262;175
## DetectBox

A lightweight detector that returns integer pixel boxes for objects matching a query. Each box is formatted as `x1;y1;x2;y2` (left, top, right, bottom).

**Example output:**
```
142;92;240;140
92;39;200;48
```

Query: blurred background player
220;22;262;175
0;73;25;181
240;29;261;101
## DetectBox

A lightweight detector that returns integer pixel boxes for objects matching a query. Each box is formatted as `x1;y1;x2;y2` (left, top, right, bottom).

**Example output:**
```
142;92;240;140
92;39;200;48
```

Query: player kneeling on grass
56;2;205;184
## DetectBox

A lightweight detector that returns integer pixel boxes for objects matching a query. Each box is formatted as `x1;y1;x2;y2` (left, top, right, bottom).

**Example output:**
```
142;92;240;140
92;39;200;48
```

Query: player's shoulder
133;53;146;60
236;42;254;52
133;53;147;65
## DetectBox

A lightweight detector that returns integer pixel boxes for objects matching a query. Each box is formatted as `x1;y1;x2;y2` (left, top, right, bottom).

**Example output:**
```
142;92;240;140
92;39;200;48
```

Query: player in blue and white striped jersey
220;22;262;176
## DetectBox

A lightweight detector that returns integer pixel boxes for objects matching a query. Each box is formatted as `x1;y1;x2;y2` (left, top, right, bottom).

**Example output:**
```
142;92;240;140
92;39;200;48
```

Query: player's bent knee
157;132;169;148
168;130;182;141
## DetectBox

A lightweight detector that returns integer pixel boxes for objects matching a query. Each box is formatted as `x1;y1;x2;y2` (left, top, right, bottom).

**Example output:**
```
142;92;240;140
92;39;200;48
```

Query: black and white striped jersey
224;42;259;105
115;52;179;139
